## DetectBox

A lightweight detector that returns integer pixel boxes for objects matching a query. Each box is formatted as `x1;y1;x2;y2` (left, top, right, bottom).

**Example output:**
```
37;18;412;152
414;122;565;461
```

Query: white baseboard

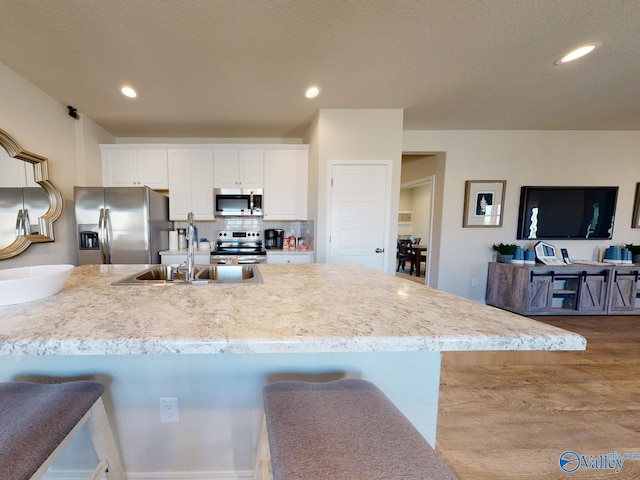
43;470;253;480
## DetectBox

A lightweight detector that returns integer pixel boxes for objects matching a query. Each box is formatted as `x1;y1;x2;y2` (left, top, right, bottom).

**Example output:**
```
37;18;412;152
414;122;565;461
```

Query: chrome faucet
186;212;196;282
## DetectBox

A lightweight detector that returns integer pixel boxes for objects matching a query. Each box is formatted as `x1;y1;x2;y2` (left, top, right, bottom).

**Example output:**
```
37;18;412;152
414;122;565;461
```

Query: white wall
78;116;115;187
404;130;640;301
0;63;76;268
314;109;404;269
410;182;432;247
0;62;114;269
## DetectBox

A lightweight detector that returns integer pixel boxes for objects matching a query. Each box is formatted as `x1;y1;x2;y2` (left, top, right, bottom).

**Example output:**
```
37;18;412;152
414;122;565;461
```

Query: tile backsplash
172;218;315;250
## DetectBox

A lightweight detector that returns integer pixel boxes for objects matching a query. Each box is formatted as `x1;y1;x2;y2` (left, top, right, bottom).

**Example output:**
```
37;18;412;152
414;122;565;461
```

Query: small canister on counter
177;228;187;249
288;234;296;250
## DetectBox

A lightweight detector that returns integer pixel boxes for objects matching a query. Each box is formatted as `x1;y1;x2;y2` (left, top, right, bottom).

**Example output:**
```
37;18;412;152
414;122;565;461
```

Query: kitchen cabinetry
101;144;307;219
486;262;611;315
160;251;211;265
101;147;168;189
213;149;263;189
168;148;214;221
0;149;38;187
607;266;640;315
267;252;315;264
263;148;308;220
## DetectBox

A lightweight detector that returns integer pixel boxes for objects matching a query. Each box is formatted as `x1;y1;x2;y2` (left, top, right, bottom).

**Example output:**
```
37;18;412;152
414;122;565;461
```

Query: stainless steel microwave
214;188;263;217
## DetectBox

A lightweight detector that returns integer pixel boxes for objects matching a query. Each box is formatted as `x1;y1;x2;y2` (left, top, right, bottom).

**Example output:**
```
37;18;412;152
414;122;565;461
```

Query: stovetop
213;230;265;255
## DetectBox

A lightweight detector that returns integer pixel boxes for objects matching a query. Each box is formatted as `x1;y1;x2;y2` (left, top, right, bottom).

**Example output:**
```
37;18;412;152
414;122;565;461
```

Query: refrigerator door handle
104;208;112;264
98;208;108;264
15;209;24;236
23;209;31;235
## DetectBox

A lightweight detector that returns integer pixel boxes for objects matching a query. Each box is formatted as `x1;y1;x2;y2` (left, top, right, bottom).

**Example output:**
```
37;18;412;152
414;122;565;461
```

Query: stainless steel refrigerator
74;186;171;265
0;187;50;248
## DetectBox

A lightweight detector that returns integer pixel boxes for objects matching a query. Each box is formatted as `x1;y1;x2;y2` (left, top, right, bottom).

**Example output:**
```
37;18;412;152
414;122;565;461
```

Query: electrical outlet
160;397;179;423
471;278;479;287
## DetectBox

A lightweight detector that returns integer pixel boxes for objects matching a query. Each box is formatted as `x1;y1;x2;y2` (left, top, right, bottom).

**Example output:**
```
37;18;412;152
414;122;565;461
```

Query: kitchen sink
112;264;263;285
133;265;188;282
195;265;261;283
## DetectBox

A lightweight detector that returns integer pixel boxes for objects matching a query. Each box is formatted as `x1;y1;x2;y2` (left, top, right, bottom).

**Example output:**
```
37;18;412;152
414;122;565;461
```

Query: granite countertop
0;264;586;356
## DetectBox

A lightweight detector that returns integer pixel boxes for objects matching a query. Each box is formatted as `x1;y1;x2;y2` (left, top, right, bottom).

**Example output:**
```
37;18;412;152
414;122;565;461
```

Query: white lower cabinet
168;149;214;221
267;253;315;264
160;252;211;265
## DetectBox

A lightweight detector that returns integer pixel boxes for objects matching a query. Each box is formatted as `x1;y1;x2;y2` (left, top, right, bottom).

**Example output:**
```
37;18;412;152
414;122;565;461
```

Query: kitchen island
0;264;586;477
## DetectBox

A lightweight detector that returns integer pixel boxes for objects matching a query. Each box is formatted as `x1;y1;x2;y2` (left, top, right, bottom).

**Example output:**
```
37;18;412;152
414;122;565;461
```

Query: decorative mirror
0;128;63;259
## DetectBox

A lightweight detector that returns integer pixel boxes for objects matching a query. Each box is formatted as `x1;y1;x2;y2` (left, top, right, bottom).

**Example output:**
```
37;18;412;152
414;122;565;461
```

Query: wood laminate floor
436;315;640;479
395;261;426;284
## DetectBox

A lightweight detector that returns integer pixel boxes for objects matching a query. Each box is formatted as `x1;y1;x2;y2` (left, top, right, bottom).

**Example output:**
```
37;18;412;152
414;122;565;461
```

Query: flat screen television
517;186;618;240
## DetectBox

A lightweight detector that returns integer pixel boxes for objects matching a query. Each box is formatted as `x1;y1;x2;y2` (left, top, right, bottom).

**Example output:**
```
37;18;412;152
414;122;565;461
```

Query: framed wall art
633;182;640;228
463;180;506;227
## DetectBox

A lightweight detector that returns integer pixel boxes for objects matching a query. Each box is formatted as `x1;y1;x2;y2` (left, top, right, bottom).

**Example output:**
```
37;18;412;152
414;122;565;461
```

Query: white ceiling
2;0;639;138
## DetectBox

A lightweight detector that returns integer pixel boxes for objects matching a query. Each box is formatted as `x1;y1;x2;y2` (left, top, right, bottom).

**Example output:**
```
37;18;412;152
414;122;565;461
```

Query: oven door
214;188;263;217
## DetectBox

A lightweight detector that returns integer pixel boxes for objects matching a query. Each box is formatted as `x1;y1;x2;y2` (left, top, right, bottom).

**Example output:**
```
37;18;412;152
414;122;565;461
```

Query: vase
497;254;513;264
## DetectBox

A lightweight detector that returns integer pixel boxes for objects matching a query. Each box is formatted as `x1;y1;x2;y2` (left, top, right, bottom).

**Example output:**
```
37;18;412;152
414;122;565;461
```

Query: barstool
257;379;458;479
0;380;125;480
253;371;349;480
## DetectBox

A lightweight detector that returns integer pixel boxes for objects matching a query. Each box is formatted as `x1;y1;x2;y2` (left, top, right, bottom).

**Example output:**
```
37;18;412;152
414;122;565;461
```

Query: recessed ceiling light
305;86;320;99
121;86;137;98
554;42;602;65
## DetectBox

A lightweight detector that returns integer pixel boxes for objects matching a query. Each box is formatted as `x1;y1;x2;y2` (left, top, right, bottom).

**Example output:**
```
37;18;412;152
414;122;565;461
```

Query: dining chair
396;239;416;274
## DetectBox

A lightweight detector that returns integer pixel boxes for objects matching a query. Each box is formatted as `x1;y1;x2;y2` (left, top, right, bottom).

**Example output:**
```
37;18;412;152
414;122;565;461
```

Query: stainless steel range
211;230;267;264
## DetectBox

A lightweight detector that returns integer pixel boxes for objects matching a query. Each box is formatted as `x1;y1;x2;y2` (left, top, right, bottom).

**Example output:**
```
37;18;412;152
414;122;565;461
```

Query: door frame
400;175;435;286
327;160;394;273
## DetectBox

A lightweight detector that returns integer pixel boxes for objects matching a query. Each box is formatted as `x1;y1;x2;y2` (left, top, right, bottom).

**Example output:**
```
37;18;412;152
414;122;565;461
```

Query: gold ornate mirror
0;128;63;259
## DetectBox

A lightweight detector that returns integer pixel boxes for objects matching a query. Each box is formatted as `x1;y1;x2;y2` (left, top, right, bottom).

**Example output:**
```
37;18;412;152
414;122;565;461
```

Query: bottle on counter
177;228;187;249
288;233;296;250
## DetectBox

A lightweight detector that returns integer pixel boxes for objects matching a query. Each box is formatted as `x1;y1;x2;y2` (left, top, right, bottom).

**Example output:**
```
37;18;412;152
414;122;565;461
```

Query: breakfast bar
0;263;586;476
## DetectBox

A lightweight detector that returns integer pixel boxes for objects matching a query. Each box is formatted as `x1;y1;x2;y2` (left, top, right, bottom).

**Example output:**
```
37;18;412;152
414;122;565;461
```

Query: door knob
375;248;385;253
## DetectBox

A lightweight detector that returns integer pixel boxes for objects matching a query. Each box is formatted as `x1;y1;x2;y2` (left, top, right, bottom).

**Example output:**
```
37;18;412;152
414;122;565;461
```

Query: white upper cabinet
100;144;307;221
168;149;214;221
213;149;263;189
0;148;38;187
263;148;308;220
101;147;169;189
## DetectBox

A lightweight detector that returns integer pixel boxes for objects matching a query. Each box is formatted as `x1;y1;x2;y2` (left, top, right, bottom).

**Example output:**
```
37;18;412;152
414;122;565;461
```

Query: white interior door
329;163;390;271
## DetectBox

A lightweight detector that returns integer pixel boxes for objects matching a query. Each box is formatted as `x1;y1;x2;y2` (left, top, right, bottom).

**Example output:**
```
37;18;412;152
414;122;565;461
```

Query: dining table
411;244;428;277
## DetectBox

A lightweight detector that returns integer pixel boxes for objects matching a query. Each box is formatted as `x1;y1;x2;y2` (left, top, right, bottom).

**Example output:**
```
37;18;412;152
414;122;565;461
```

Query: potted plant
492;243;517;263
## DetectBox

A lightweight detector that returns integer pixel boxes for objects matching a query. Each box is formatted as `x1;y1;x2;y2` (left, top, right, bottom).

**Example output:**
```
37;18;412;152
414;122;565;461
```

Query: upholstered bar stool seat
260;379;458;480
0;381;125;480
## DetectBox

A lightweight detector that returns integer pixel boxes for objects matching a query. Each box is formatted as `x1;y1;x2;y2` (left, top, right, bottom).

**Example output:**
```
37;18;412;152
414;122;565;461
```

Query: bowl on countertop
0;264;74;306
